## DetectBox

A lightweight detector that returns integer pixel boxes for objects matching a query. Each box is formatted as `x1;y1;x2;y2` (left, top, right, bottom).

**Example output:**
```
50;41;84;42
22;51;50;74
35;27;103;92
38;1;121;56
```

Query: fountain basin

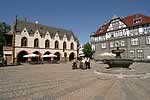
103;59;133;68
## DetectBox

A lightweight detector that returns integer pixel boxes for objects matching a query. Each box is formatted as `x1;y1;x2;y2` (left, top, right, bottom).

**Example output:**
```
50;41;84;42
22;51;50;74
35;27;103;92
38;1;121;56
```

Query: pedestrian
85;57;88;69
72;59;77;69
87;57;91;69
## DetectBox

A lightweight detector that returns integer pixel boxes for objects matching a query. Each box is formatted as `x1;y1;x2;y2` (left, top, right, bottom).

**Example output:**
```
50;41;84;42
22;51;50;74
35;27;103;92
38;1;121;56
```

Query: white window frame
129;50;135;58
91;44;96;51
101;42;106;49
110;41;114;48
144;26;150;34
137;49;144;58
120;40;125;47
130;29;139;36
131;38;139;46
146;36;150;44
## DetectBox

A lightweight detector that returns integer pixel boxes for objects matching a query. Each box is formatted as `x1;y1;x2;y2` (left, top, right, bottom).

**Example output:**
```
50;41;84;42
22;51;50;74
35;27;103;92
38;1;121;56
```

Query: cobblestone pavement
0;61;150;100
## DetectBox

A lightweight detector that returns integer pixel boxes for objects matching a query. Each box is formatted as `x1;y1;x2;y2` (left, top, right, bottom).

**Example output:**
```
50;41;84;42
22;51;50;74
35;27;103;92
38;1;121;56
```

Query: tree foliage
83;42;93;57
0;22;11;44
0;22;11;33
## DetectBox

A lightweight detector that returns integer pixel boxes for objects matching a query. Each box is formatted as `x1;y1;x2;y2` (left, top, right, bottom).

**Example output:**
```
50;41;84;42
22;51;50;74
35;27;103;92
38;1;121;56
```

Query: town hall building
4;19;78;64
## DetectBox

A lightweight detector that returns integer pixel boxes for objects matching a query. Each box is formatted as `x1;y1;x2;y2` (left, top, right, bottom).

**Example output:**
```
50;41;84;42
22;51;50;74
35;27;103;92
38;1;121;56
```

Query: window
144;27;150;34
115;41;120;47
112;21;119;30
21;37;27;47
137;49;144;58
70;42;74;50
91;44;96;51
110;41;114;48
63;42;67;51
133;18;141;24
45;40;50;48
130;29;139;36
55;41;59;49
120;40;125;47
34;38;39;48
131;38;139;46
129;50;135;58
146;36;150;44
101;42;106;48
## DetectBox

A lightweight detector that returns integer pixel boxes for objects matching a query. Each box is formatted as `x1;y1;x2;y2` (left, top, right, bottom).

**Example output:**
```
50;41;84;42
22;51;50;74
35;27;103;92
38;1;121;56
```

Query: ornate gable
107;18;127;32
34;30;41;39
54;32;60;40
21;28;29;37
44;31;51;40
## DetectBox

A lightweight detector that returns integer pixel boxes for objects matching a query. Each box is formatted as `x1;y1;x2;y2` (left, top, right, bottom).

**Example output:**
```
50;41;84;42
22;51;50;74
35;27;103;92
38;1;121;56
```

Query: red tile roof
122;14;150;27
95;14;150;35
95;23;109;35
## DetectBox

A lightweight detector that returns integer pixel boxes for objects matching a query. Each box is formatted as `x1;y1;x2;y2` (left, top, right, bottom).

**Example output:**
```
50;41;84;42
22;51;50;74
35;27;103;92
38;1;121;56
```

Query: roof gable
15;20;78;41
122;14;150;27
94;14;150;36
95;23;109;35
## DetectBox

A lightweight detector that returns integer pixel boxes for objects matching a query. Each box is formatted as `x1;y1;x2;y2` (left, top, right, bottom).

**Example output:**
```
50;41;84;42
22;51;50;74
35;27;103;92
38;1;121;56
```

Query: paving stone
0;62;150;100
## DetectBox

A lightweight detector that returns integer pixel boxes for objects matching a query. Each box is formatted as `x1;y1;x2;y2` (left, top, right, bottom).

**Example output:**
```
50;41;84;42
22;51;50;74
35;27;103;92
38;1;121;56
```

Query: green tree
0;22;11;33
83;42;93;57
0;22;11;44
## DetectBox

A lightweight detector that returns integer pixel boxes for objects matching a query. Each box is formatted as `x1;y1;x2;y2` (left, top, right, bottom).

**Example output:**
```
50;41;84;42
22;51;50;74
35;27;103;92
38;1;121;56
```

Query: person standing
84;57;88;69
87;57;91;69
72;59;77;69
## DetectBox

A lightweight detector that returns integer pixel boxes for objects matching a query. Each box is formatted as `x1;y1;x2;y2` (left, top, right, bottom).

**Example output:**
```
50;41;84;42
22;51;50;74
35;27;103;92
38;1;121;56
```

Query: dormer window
133;17;142;24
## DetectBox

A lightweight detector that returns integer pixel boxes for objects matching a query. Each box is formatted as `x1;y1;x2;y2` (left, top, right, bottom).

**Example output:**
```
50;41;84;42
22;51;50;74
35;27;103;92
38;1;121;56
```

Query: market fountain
104;46;133;69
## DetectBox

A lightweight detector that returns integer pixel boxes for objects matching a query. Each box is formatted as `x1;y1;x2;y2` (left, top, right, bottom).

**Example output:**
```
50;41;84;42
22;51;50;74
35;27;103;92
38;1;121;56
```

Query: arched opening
34;38;39;48
43;51;51;62
17;51;28;63
44;51;51;55
54;52;60;61
45;39;50;48
21;37;27;47
32;51;41;63
70;42;74;50
55;41;59;49
63;41;67;52
69;52;75;61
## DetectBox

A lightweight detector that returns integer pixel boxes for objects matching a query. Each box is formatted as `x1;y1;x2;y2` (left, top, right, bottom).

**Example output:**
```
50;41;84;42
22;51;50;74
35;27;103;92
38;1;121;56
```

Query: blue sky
0;0;149;44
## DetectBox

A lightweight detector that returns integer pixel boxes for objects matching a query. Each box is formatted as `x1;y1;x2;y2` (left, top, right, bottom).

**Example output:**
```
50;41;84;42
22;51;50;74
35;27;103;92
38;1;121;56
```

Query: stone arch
54;52;60;61
44;51;51;55
69;52;75;61
43;51;51;62
32;51;41;62
17;50;28;63
33;51;41;55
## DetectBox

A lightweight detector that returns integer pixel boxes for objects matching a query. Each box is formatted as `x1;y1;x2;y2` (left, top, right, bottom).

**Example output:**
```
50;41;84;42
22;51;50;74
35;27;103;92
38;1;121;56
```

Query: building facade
4;19;78;64
90;14;150;60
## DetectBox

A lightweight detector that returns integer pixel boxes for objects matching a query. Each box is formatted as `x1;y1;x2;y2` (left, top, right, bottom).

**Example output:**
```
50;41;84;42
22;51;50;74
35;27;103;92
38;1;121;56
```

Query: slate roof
15;20;78;41
95;14;150;36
